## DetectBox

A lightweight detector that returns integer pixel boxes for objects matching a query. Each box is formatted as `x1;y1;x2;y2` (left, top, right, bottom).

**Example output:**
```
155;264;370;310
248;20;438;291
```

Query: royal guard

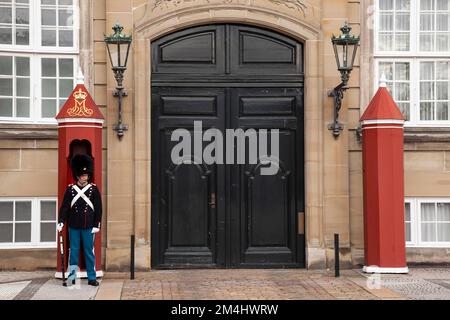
57;154;103;286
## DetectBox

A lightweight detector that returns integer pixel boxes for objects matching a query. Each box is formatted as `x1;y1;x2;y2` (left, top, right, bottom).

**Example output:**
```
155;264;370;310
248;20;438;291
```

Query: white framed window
374;0;450;126
0;0;79;123
375;59;450;125
0;198;57;249
405;198;450;247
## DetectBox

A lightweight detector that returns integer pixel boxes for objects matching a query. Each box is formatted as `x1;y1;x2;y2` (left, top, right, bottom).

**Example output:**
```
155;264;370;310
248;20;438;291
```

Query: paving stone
31;279;99;300
0;281;30;300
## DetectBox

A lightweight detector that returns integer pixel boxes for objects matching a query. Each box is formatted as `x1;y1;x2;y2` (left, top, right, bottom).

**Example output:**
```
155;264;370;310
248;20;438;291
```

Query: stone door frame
131;2;325;269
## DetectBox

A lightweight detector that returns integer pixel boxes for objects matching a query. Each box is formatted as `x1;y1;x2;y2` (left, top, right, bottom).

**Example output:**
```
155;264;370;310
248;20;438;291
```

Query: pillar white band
362;266;409;274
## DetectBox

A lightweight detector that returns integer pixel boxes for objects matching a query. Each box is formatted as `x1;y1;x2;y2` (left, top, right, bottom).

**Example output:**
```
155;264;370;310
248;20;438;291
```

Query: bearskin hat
70;154;94;181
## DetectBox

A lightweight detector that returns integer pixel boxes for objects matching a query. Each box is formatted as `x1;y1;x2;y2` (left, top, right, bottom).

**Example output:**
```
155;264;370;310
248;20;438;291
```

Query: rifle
59;231;67;287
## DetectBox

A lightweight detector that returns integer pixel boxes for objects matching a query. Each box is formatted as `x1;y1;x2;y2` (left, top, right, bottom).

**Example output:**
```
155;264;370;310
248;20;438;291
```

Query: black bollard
334;233;340;277
131;234;135;280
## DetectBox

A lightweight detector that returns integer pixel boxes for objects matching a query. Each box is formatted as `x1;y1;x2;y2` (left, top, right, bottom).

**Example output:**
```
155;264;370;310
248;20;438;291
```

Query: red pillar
54;83;104;278
360;80;408;273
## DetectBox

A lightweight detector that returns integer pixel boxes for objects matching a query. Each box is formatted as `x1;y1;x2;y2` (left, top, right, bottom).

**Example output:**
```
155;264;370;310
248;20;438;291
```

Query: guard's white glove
57;223;64;232
92;227;100;234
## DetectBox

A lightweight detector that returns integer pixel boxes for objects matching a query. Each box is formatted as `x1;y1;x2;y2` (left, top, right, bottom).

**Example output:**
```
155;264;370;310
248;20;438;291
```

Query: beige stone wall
3;0;450;271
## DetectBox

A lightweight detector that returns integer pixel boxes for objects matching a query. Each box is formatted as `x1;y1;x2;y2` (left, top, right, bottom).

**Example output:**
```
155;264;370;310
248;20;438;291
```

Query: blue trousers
68;227;96;281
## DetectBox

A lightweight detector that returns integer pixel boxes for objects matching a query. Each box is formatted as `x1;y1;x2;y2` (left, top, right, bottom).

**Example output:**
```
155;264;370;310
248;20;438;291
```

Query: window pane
379;33;394;51
16;98;29;117
396;14;410;31
16;28;29;45
41;9;56;26
16;7;28;24
436;14;449;31
436;34;449;51
0;56;12;75
420;102;434;120
14;223;31;242
58;99;65;109
0;7;11;23
396;0;410;10
41;201;56;221
41;30;56;46
421;0;434;10
42;79;56;97
40;222;56;242
58;30;73;47
395;62;410;80
405;222;411;242
436;62;449;80
437;203;450;221
42;58;56;77
436;102;449;120
436;82;448;100
58;9;73;26
379;62;393;80
437;223;450;241
42;0;56;4
437;0;449;10
59;79;72;97
395;83;410;100
380;14;394;31
379;0;393;10
395;33;410;51
0;27;12;44
420;82;434;100
0;78;12;95
0;98;13;117
405;203;411;221
59;0;73;4
420;34;434;51
420;62;435;80
397;102;410;120
59;58;73;77
421;223;436;241
15;57;29;76
421;203;436;220
420;13;434;31
0;202;13;221
41;99;56;117
0;224;13;242
15;201;31;221
16;77;30;96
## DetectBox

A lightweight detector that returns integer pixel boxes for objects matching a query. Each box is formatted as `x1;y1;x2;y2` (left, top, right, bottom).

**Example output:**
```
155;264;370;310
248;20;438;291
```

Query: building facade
0;0;449;271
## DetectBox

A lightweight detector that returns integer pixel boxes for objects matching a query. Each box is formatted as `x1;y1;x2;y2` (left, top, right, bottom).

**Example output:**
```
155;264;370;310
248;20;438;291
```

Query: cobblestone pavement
2;268;450;300
356;267;450;300
118;269;380;300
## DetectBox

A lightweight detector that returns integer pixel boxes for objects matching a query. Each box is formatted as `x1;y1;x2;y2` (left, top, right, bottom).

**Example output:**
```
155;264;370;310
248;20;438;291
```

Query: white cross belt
71;184;94;211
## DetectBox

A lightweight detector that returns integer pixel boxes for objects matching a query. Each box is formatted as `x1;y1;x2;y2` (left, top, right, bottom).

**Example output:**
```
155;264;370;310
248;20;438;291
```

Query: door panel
229;25;303;76
152;25;225;75
152;87;225;267
151;24;304;268
229;87;303;267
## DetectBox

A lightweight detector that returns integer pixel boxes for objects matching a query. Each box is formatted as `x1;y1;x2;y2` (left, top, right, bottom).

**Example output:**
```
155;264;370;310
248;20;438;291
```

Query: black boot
88;280;99;286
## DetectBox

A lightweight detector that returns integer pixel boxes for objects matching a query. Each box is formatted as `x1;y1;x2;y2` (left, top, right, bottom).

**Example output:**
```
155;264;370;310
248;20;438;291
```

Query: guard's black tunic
58;183;102;229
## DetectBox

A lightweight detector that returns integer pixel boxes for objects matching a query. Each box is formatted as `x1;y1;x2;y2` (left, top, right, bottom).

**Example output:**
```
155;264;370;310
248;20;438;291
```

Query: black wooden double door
151;24;304;268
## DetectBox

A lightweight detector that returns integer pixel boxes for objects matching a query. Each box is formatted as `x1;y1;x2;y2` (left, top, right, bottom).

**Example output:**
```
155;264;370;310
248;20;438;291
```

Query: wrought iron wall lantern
104;23;132;140
328;22;360;138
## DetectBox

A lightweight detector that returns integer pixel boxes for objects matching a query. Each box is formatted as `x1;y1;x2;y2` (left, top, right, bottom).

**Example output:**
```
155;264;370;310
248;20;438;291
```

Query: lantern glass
331;23;360;72
106;40;131;69
104;23;132;70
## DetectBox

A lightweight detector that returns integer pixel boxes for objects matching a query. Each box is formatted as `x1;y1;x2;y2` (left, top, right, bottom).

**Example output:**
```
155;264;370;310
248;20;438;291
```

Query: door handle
209;192;216;209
